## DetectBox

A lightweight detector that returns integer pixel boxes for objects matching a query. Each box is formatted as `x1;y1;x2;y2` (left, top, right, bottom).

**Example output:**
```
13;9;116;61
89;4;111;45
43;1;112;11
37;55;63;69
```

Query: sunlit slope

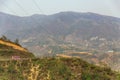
0;39;34;59
0;39;27;52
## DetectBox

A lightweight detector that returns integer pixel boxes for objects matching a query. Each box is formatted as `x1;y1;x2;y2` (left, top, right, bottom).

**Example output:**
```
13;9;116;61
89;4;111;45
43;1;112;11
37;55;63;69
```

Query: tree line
0;35;20;46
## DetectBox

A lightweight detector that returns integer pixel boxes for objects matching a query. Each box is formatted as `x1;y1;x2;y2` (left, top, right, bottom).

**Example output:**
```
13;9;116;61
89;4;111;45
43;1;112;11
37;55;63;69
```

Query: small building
107;50;114;53
12;56;21;60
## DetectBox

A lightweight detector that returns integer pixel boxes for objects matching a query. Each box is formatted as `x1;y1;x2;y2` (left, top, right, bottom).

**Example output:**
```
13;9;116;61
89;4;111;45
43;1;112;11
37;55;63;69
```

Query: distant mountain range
1;11;120;39
1;11;120;54
1;11;120;70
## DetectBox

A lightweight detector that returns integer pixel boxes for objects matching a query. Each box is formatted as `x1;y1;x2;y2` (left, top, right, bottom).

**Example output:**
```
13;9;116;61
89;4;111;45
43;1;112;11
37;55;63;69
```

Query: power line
0;0;17;15
0;0;63;43
0;0;62;45
32;0;44;14
32;0;63;37
32;0;67;44
0;0;31;41
14;0;28;15
33;0;66;39
14;0;55;41
0;0;69;56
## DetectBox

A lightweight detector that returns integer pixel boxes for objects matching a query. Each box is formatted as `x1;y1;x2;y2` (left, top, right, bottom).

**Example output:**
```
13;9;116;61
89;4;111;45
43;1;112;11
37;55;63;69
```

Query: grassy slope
0;39;119;80
0;58;119;80
0;39;34;59
0;39;27;52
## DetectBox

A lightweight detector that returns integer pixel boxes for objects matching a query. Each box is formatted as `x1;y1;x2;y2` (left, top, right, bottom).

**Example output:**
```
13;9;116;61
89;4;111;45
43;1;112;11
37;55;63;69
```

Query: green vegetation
0;44;34;59
0;58;118;80
14;38;20;46
49;46;65;54
0;35;10;41
0;36;119;80
0;35;21;46
0;37;34;59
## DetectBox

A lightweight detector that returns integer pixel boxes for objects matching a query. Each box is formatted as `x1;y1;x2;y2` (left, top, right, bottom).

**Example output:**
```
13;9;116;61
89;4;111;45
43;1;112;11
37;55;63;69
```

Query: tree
14;38;19;45
1;35;8;41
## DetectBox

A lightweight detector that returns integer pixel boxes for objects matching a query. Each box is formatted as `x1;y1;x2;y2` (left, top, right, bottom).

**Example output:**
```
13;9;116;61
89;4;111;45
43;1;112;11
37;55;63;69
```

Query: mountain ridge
0;11;120;54
1;12;120;70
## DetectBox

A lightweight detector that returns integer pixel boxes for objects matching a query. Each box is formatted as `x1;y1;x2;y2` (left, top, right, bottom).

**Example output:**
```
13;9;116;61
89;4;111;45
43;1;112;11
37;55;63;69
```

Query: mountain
1;12;120;55
1;11;120;70
0;57;118;80
0;37;34;59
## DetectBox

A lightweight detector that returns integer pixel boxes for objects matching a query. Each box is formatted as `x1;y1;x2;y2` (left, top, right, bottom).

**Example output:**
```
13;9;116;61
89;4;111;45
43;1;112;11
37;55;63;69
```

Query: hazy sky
0;0;120;17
